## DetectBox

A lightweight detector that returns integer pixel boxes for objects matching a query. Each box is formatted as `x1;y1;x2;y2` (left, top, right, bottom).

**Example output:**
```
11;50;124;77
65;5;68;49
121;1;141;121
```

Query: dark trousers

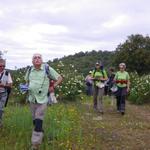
116;87;127;112
116;95;126;112
86;85;93;96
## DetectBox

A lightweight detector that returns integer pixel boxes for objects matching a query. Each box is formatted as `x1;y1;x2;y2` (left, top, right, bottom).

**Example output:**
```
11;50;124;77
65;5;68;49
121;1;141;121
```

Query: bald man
25;54;62;149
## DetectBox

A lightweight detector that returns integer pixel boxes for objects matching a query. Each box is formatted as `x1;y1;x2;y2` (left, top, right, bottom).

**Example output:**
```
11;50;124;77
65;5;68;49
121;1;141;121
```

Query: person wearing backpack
25;54;62;150
85;71;93;96
107;68;116;94
0;59;12;127
92;62;108;114
114;63;130;115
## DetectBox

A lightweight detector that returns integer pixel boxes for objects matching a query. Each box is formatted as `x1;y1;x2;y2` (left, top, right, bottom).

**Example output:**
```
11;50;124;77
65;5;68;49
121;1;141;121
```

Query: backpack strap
44;63;51;79
115;72;118;80
101;70;105;78
93;69;105;78
93;69;96;77
0;72;4;80
0;70;9;81
5;70;9;76
26;66;32;83
26;64;51;83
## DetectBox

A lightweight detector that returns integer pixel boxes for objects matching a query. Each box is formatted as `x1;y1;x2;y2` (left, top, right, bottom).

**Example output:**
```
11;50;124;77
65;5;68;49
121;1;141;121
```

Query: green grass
0;96;150;150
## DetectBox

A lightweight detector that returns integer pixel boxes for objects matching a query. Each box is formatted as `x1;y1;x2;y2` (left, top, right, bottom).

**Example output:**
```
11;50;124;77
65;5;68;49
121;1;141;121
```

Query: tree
114;34;150;74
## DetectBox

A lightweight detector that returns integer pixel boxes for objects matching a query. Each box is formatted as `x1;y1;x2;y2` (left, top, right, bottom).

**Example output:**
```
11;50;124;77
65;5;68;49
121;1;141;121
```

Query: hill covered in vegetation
48;50;115;76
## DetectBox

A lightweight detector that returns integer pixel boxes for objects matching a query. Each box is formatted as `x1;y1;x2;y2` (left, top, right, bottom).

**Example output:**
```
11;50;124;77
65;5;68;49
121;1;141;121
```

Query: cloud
102;15;130;29
0;0;149;69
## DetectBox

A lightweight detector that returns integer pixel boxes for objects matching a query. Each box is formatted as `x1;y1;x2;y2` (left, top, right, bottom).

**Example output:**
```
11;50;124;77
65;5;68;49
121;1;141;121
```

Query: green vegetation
1;97;150;150
128;72;150;104
114;34;150;74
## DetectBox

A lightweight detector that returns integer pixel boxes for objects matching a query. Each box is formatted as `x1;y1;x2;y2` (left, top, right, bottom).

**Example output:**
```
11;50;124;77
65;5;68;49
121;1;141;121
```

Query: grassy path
77;97;150;150
0;97;150;150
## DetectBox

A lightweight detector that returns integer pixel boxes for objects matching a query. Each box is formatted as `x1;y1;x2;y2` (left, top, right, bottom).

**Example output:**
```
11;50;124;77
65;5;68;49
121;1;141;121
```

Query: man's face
32;54;43;66
96;64;100;69
0;62;5;72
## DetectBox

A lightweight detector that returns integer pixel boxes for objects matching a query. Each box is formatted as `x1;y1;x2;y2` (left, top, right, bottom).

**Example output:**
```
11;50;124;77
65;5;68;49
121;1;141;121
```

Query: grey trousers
30;103;47;121
30;103;47;145
0;92;7;121
93;86;104;112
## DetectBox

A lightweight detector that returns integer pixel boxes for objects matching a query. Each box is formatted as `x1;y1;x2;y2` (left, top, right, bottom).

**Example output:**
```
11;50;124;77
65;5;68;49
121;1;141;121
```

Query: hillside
48;50;115;75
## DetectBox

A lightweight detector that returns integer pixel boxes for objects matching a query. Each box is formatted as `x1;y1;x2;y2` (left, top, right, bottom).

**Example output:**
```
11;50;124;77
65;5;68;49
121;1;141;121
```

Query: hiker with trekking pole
0;58;12;127
20;53;62;149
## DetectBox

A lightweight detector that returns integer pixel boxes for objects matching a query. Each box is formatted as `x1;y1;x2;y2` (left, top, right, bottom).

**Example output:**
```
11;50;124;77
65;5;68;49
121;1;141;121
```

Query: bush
128;72;150;104
54;61;84;101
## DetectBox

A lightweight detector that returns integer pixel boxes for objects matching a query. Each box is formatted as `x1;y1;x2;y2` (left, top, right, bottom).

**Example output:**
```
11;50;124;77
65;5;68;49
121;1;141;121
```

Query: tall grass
1;103;81;150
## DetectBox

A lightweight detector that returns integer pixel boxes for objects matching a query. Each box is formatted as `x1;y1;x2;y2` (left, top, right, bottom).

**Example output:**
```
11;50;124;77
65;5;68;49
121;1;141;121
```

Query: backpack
26;63;51;96
93;69;105;78
0;70;12;107
26;63;51;82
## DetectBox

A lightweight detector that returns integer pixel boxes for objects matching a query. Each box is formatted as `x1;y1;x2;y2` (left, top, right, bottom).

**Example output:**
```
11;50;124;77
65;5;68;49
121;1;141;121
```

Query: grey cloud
0;0;150;69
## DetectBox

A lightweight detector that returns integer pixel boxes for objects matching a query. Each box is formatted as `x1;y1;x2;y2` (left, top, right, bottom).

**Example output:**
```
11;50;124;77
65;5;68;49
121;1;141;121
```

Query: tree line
48;34;150;76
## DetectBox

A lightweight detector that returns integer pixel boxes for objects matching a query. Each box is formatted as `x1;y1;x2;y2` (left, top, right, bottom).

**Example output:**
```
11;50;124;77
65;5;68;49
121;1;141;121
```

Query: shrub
128;72;150;104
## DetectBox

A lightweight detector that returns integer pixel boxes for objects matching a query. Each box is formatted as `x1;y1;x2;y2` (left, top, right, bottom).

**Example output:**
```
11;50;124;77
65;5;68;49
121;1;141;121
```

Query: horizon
0;0;150;69
5;49;114;70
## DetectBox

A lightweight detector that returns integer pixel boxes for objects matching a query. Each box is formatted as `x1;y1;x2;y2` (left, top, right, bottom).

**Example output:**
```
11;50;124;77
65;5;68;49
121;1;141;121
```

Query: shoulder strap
0;70;9;80
115;72;118;80
126;72;128;80
101;70;105;78
0;72;4;80
5;70;9;76
93;69;96;77
26;66;32;82
44;63;51;79
93;69;105;78
26;64;51;82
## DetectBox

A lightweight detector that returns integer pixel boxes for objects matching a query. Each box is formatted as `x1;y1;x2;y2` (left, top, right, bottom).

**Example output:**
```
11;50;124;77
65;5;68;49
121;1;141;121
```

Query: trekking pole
5;88;11;107
4;96;9;107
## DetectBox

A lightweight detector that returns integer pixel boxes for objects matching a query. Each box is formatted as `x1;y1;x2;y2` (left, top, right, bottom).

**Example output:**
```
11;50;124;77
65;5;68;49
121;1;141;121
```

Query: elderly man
0;59;12;127
25;54;62;149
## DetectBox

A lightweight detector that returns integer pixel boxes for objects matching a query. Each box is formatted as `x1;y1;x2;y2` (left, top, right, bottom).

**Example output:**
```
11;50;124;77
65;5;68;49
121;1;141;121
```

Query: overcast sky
0;0;149;69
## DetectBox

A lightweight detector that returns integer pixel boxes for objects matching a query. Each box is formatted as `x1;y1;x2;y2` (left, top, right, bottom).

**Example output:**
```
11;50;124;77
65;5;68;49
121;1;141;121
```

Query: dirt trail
78;99;150;150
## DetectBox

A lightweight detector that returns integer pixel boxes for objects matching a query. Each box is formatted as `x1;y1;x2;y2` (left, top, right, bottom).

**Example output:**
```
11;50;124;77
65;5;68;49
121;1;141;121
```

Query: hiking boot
121;112;125;115
97;111;104;115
